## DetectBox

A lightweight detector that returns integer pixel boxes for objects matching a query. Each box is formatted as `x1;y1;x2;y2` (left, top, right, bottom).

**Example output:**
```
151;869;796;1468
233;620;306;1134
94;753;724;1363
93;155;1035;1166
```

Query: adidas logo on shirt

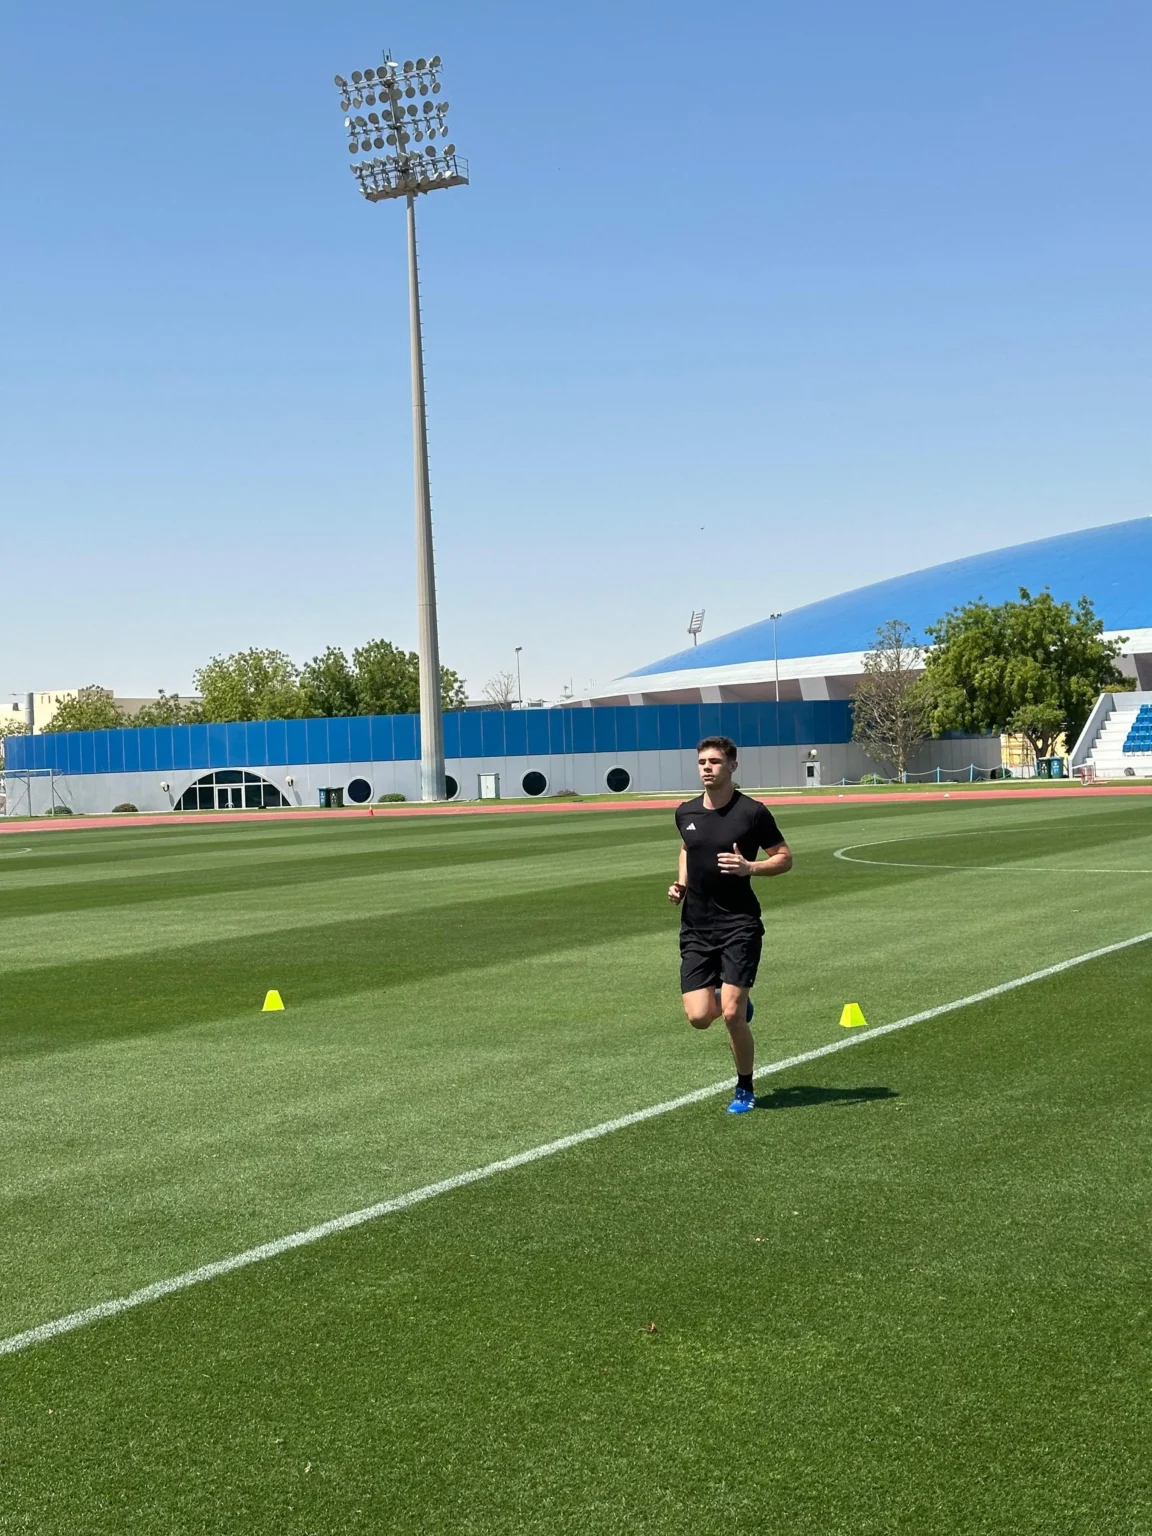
685;822;696;831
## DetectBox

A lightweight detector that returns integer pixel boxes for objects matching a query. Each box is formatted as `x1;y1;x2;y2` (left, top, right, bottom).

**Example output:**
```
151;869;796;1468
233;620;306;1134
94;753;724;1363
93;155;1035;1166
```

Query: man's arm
717;839;793;878
668;844;688;904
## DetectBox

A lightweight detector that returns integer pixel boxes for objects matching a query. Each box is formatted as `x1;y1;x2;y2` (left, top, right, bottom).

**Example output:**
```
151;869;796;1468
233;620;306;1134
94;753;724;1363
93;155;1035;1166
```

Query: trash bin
318;787;345;808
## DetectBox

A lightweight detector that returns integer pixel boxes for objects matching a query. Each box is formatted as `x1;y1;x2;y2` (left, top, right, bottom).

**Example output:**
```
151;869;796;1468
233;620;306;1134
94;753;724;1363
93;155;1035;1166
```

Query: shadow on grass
755;1084;897;1110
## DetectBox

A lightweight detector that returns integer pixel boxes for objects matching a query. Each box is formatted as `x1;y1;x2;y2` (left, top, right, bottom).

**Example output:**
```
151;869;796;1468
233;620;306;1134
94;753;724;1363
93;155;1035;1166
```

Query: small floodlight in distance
403;58;414;71
334;74;347;87
430;54;441;67
352;70;363;83
364;66;376;80
688;609;705;643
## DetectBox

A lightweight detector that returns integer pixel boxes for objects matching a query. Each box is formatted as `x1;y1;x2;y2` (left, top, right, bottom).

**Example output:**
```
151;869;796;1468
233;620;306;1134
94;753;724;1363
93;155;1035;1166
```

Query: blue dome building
584;518;1152;706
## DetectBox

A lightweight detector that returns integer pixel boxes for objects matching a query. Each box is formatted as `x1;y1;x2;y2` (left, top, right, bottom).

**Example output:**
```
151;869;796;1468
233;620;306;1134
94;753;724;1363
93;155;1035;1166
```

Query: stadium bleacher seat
1122;703;1152;753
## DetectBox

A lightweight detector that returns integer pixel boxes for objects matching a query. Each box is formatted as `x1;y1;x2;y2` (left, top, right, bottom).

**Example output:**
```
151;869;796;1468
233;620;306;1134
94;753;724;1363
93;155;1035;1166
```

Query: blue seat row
1122;704;1152;753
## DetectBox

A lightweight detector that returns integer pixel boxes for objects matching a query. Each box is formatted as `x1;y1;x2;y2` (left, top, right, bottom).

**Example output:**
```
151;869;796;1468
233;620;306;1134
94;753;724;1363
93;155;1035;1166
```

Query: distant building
0;692;193;734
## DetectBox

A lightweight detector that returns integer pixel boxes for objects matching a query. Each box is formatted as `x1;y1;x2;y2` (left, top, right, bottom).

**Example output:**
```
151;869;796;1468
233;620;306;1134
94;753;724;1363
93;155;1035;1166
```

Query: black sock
737;1072;754;1093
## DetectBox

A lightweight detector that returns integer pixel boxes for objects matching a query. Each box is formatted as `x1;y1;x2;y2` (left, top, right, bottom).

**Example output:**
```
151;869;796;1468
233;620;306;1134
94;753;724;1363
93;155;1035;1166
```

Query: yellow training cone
839;1002;867;1028
262;990;285;1012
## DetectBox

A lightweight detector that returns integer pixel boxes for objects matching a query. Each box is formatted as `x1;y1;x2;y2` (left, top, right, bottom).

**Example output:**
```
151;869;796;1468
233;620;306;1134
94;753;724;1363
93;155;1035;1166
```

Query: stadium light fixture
332;52;468;801
688;610;705;647
768;613;782;703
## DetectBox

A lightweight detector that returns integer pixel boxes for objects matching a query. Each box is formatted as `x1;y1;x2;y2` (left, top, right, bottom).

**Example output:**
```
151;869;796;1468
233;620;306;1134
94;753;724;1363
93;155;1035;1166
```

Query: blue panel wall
393;714;417;762
3;701;857;775
369;716;394;761
285;719;308;764
348;716;372;762
527;711;551;756
327;718;352;765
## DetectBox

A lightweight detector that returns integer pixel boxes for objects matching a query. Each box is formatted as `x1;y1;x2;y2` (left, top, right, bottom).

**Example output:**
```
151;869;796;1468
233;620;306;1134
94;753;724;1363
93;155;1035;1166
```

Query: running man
669;736;793;1114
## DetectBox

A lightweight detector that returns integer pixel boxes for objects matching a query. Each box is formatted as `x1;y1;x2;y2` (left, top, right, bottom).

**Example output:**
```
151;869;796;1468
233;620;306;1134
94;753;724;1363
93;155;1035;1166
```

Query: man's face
698;750;734;790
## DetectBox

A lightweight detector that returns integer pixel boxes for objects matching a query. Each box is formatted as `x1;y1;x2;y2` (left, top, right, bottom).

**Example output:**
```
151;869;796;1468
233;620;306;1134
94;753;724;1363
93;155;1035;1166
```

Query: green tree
851;620;931;778
440;666;467;712
300;647;359;718
133;691;206;727
42;686;126;732
0;720;28;769
922;588;1130;762
351;639;467;715
193;649;304;723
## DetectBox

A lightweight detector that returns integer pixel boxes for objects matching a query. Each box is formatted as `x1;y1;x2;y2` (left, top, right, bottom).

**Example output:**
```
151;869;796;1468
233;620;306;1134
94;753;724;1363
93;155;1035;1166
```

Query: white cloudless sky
1;0;1148;702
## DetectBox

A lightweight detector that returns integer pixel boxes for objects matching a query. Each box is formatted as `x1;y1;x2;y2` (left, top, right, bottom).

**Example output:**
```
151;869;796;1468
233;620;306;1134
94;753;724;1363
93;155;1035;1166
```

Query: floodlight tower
332;53;468;801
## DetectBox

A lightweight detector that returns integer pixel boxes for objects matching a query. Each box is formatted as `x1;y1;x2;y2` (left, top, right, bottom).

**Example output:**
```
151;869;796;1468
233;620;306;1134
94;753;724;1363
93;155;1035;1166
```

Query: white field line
834;836;1152;875
4;928;1151;1360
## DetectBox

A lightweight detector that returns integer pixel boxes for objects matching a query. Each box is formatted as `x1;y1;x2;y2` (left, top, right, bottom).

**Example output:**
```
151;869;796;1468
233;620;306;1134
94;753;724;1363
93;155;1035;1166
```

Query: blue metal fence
6;701;854;777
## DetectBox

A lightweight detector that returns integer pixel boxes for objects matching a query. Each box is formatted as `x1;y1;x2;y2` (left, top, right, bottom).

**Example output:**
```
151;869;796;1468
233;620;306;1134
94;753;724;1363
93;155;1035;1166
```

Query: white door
478;773;500;799
805;761;821;787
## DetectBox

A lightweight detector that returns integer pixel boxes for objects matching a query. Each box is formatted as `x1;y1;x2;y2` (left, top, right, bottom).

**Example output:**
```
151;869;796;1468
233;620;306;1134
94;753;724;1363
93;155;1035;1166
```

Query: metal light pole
688;609;705;647
332;54;468;800
769;612;782;785
514;646;523;709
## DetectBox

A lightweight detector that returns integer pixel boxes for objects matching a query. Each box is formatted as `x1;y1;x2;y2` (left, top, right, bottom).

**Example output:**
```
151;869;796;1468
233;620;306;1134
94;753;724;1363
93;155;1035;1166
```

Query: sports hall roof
628;517;1152;678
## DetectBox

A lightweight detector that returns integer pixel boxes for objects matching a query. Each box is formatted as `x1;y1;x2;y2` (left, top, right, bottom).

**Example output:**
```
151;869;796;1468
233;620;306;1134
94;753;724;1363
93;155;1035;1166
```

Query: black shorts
679;922;763;994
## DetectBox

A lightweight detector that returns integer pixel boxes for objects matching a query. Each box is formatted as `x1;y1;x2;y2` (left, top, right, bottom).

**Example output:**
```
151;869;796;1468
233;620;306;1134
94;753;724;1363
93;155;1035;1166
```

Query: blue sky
1;0;1148;702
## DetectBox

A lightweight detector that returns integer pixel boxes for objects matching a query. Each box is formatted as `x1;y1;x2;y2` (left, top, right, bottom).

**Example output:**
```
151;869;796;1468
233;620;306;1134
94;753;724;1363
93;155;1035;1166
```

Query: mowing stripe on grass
4;928;1150;1360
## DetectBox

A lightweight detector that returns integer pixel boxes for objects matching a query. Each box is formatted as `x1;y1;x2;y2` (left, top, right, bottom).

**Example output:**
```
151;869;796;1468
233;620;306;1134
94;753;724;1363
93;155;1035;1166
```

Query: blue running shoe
714;990;754;1023
726;1086;756;1114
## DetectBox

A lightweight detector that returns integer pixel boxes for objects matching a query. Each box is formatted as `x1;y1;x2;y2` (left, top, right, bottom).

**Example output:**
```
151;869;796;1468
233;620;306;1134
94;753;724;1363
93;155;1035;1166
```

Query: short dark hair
696;735;737;761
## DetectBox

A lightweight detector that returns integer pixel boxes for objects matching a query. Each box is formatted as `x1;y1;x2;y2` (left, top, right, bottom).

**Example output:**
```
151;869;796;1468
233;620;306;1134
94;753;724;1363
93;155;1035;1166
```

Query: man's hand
668;882;686;905
717;842;752;877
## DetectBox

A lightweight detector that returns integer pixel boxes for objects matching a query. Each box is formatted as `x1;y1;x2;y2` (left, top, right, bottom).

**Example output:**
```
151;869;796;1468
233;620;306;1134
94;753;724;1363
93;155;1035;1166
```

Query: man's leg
719;984;754;1074
682;987;723;1030
680;935;721;1030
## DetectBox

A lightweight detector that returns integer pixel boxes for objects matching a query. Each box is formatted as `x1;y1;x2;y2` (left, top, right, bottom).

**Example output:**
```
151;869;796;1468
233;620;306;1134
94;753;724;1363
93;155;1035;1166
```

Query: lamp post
332;54;468;801
769;612;782;784
514;646;523;710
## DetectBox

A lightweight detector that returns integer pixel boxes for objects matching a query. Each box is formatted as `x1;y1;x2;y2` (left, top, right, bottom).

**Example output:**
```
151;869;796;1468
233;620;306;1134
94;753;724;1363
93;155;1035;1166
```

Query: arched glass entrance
176;770;288;811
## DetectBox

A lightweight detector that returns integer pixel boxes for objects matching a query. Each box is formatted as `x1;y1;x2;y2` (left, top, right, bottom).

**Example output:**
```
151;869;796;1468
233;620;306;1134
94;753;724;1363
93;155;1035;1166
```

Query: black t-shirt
674;791;785;931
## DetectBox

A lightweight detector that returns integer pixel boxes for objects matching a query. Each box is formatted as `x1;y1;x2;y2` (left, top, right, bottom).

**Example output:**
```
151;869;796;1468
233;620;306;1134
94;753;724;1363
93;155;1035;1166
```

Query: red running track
3;784;1152;836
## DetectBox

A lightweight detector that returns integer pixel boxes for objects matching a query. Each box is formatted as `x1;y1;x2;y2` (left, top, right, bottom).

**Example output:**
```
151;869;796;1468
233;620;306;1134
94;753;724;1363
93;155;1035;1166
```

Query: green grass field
1;797;1149;1534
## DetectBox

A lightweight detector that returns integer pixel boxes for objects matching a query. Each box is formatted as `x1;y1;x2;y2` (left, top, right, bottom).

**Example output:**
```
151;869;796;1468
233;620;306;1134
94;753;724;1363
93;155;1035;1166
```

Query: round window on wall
346;777;373;804
444;775;459;800
606;767;631;794
522;771;547;797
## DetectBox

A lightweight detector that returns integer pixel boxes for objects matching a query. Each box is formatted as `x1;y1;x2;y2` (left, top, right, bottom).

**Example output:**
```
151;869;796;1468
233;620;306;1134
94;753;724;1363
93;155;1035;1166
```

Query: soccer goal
1;768;70;818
